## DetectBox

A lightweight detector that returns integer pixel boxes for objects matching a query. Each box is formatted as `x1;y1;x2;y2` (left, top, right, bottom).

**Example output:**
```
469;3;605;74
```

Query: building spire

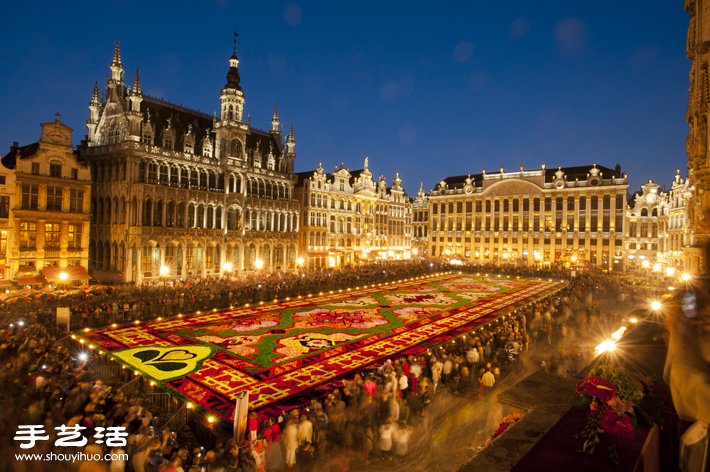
90;82;100;106
132;69;142;95
111;41;122;67
232;30;238;58
271;103;280;133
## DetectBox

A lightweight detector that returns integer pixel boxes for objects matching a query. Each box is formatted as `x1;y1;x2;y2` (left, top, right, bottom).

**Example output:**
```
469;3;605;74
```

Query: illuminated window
44;223;60;249
68;223;82;249
20;222;37;250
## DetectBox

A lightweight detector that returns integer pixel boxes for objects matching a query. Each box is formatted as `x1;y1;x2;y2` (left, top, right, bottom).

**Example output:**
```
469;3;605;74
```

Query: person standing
481;368;496;395
282;418;298;468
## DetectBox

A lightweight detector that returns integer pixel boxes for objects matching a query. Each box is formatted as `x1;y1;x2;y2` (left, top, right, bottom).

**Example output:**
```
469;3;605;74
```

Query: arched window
143;200;153;226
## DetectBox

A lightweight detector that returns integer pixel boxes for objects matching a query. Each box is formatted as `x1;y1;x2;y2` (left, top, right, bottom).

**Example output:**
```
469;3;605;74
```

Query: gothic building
686;0;710;273
427;164;628;270
294;157;412;269
412;183;429;257
1;114;91;284
81;41;299;284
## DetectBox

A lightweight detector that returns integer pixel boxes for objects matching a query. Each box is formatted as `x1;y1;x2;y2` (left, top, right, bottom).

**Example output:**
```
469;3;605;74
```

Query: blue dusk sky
0;0;689;195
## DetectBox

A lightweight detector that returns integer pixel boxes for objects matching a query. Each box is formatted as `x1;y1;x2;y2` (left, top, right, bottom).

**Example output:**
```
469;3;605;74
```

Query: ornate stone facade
1;114;91;284
294;157;412;269
80;42;299;284
625;180;667;270
685;0;710;273
661;170;694;270
427;164;628;270
412;183;429;258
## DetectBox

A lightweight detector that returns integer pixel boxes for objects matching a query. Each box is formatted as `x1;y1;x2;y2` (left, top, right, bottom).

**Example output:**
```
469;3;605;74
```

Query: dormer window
163;128;175;150
49;162;62;178
141;124;153;145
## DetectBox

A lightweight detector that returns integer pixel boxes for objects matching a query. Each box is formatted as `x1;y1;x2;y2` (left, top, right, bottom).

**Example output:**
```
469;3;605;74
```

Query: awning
42;266;90;282
16;276;44;286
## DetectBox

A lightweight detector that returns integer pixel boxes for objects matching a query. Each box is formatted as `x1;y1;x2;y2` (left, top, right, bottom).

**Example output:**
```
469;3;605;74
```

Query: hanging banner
233;390;249;443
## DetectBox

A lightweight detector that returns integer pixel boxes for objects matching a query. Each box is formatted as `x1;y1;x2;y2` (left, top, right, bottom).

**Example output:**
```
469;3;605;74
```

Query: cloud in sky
554;17;586;55
267;53;287;75
630;46;661;69
399;125;416;145
509;18;532;41
379;78;415;101
283;4;302;27
453;41;474;63
469;72;489;92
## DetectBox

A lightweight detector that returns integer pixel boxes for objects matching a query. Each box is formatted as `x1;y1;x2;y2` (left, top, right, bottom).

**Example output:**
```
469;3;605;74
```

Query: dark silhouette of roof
2;142;39;169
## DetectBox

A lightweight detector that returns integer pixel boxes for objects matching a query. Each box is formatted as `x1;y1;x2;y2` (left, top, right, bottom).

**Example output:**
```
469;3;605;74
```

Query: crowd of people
0;261;646;471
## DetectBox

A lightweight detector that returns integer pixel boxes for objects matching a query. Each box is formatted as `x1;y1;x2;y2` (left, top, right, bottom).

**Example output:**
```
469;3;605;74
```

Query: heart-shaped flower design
114;345;214;381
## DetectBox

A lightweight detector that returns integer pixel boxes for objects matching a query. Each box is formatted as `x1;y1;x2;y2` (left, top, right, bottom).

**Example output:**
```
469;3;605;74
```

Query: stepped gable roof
2;142;39;169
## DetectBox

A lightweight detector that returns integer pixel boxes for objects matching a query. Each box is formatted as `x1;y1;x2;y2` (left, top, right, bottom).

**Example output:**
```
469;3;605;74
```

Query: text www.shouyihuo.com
15;452;128;462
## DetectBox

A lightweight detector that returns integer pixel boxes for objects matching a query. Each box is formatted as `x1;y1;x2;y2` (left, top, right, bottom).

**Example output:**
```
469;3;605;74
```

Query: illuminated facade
412;183;429;258
294;157;412;269
1;114;91;285
625;179;667;270
661;171;693;270
81;42;299;284
686;0;710;273
427;164;628;269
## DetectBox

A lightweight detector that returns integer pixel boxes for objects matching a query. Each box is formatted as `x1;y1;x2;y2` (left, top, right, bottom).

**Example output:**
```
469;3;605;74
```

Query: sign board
56;307;71;332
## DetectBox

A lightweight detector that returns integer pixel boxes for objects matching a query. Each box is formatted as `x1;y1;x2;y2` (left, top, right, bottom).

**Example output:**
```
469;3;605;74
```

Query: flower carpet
78;273;565;422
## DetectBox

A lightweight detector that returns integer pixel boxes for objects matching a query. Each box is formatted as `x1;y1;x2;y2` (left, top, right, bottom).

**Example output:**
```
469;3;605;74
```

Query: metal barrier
162;403;188;433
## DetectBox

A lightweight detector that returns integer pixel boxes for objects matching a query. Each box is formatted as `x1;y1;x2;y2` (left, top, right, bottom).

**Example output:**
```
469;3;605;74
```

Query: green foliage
589;364;643;404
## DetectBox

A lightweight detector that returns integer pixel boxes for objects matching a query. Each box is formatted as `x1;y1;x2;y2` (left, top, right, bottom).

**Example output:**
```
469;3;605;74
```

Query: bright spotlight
665;267;676;277
629;317;638;324
650;300;662;311
255;259;264;270
159;265;170;277
652;263;662;272
641;260;650;269
58;271;68;281
681;273;692;282
17;320;25;327
296;257;305;267
78;352;89;362
610;327;627;341
223;262;233;272
595;339;617;356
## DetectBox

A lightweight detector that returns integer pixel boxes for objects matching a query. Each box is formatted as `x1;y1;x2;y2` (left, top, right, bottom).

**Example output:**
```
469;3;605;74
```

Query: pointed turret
127;69;144;138
271;103;280;133
131;69;142;95
110;41;124;83
87;82;102;142
285;124;295;153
